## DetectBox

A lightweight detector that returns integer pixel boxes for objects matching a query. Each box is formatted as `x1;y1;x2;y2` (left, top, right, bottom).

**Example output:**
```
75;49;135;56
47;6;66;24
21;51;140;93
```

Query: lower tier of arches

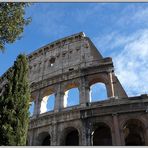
28;115;148;146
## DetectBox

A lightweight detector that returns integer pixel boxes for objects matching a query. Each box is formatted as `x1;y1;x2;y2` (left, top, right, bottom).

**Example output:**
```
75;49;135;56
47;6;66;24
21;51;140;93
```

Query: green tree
0;54;30;145
0;3;31;51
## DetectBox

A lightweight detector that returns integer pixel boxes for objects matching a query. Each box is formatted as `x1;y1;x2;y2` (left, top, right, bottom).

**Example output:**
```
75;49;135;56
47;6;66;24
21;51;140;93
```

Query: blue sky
1;3;148;100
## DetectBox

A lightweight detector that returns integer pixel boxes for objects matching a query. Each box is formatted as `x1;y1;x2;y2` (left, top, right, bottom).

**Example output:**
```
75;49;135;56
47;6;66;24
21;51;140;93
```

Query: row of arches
36;119;146;146
29;82;107;116
39;128;79;146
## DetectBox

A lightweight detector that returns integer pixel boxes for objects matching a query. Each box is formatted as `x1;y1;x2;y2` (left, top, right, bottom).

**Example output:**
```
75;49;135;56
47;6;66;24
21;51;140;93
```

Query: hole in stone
50;57;55;67
69;68;74;71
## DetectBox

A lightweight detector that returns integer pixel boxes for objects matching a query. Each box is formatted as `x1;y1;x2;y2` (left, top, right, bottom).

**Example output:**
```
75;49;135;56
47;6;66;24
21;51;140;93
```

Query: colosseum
1;32;148;146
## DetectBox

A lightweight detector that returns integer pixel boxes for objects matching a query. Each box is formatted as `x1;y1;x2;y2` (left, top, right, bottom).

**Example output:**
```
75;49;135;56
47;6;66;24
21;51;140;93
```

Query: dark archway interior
125;133;143;146
42;135;51;146
65;130;79;146
93;124;112;146
124;120;145;146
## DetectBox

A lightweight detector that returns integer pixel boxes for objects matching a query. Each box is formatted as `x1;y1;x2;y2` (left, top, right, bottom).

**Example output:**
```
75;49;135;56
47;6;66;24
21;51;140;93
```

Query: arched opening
42;135;51;146
64;88;79;107
92;123;112;146
40;93;55;114
61;127;79;146
90;82;107;102
29;101;34;117
46;94;55;111
123;119;145;146
38;132;51;146
65;130;79;146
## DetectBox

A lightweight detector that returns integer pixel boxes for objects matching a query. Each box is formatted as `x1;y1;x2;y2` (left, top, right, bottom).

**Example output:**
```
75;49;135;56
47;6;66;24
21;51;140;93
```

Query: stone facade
1;32;148;146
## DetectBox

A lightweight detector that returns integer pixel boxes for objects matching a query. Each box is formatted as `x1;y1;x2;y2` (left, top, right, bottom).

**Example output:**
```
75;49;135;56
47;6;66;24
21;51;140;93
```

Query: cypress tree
0;54;30;145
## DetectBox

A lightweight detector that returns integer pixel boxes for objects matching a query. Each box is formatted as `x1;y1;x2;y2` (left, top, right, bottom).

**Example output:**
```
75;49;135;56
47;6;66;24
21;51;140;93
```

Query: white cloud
93;4;148;52
114;29;148;96
118;6;148;26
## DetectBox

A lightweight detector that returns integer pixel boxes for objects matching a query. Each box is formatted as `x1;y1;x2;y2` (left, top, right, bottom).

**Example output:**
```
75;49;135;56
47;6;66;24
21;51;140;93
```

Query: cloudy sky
1;3;148;98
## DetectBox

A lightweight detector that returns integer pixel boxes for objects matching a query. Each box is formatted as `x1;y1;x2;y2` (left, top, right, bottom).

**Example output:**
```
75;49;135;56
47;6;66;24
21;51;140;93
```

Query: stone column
50;119;58;145
33;92;41;117
108;71;115;98
85;121;92;146
79;77;90;107
112;113;122;145
120;129;125;145
81;121;88;146
54;84;64;112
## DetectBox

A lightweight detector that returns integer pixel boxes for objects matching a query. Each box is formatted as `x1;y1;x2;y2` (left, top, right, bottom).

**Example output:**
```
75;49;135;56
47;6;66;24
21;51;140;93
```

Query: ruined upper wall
27;32;104;83
0;32;128;98
0;32;107;92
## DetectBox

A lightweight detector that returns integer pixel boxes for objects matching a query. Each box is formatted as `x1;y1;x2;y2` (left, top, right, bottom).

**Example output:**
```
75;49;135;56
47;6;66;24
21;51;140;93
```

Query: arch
90;82;107;102
88;74;111;98
92;122;112;146
64;82;79;92
40;87;55;114
40;93;55;114
88;74;109;86
38;132;51;146
63;85;80;107
60;127;79;146
42;135;51;146
46;94;55;111
41;87;54;98
123;119;146;146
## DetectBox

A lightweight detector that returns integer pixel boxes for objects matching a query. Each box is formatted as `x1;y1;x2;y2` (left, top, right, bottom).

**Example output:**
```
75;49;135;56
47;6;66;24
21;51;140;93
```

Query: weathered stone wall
28;95;148;146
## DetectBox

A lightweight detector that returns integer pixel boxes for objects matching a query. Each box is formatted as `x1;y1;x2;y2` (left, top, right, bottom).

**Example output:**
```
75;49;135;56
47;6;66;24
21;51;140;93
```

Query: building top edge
27;32;86;58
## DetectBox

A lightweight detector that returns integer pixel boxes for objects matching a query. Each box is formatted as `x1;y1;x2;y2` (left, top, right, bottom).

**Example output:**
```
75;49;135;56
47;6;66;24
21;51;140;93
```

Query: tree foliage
0;3;31;51
0;54;30;145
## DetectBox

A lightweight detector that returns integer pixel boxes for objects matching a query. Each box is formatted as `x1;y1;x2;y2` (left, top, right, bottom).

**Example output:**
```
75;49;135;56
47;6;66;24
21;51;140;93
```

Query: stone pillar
50;119;58;145
81;121;88;146
120;129;125;145
54;84;64;112
108;71;115;98
33;92;41;117
112;114;122;145
86;128;92;145
79;77;90;107
85;121;92;146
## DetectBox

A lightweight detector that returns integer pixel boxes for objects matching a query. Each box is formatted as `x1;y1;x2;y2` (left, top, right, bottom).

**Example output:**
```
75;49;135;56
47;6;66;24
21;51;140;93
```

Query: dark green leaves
0;3;31;52
0;54;30;145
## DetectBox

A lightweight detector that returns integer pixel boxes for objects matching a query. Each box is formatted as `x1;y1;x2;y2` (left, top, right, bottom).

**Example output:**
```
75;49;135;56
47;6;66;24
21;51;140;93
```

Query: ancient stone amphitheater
1;32;148;146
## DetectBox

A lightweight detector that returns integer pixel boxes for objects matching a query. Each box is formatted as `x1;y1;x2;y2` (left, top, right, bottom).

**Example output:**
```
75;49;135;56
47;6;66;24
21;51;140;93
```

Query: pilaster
112;113;122;145
54;84;64;112
79;77;90;107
